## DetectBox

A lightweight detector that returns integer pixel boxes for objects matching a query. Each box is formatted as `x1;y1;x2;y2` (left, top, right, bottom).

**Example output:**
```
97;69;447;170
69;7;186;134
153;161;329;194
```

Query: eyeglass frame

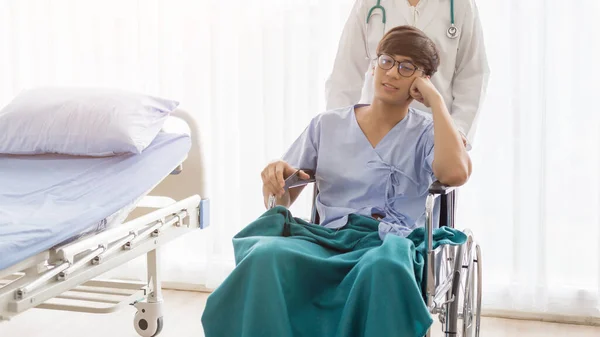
376;54;427;78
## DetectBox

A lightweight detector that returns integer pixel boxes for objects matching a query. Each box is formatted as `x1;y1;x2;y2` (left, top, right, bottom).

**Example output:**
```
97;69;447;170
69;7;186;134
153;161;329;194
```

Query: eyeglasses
377;54;425;78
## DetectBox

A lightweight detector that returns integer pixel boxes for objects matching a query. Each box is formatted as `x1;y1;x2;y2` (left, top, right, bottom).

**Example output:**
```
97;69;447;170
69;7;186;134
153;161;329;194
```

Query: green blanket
201;206;466;337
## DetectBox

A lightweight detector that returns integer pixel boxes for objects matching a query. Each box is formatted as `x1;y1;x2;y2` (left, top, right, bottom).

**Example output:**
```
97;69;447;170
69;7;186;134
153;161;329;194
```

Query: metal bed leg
147;248;163;304
133;248;164;337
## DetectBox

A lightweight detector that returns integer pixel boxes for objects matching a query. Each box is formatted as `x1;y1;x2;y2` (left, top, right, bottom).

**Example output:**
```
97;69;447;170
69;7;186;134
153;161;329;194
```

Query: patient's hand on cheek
409;76;442;108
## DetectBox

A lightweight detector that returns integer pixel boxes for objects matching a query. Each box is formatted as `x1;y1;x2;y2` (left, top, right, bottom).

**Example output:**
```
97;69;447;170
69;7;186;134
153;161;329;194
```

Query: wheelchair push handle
267;169;316;209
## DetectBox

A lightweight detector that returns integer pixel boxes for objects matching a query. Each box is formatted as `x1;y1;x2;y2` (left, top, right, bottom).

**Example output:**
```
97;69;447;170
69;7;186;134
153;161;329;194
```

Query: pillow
0;87;179;156
161;116;191;136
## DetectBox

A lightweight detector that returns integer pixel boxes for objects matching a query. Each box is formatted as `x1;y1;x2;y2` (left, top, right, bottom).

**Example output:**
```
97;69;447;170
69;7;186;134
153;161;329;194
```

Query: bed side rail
0;195;206;318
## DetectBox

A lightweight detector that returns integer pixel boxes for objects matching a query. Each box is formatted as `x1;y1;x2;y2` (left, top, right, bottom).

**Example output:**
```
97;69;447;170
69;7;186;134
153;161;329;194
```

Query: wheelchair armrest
284;169;316;190
428;180;456;195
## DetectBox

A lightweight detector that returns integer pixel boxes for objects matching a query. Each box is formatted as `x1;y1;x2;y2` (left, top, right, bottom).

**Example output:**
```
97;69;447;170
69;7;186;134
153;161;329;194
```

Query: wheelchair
268;170;482;337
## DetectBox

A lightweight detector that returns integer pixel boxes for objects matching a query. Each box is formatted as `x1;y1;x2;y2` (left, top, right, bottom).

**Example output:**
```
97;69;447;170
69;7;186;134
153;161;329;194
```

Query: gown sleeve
420;122;436;182
281;117;321;172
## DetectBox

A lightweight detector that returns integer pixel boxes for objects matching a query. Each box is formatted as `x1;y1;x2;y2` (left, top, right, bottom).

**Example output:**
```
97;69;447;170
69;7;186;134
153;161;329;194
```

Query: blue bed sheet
0;132;191;270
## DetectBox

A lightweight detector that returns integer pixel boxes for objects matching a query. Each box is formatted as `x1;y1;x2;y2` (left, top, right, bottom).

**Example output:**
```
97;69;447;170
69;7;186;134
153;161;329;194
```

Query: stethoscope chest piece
447;24;459;39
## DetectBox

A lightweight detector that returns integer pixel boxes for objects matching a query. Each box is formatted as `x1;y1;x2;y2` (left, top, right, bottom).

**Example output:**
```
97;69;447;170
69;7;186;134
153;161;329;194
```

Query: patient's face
373;54;423;105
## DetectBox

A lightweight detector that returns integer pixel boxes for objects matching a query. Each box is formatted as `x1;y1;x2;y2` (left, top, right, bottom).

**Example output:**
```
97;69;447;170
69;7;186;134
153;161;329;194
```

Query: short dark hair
376;25;440;76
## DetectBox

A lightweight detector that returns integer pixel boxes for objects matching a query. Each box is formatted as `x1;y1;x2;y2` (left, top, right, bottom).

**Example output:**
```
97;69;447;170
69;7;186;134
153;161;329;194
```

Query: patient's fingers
410;85;424;104
298;170;310;180
410;78;425;101
410;84;420;98
270;163;284;197
275;163;285;188
266;164;278;196
262;161;303;198
261;164;281;197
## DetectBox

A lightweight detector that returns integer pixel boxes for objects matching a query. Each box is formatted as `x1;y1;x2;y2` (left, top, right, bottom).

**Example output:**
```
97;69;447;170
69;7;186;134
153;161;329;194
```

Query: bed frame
0;109;209;337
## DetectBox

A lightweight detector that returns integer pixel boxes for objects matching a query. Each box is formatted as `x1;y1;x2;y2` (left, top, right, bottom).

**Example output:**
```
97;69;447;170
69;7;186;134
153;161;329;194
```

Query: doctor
325;0;489;147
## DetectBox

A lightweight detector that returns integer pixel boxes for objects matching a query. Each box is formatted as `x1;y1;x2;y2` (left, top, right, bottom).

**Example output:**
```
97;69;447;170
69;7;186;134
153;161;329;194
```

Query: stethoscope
365;0;459;60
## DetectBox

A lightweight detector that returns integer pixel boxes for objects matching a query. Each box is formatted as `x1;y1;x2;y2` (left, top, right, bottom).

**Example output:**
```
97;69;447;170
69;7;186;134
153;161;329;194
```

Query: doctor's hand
409;76;443;108
261;160;311;198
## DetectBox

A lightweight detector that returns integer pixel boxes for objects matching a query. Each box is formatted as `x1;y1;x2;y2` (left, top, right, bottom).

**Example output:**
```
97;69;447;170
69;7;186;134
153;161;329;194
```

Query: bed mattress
0;131;191;270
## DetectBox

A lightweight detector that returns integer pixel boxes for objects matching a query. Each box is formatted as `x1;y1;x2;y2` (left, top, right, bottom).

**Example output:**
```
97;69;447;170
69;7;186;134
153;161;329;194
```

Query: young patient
202;26;471;337
263;25;470;238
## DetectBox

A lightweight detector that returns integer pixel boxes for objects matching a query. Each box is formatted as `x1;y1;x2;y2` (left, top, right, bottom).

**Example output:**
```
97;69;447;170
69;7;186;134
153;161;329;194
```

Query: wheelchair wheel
446;232;479;337
474;243;482;337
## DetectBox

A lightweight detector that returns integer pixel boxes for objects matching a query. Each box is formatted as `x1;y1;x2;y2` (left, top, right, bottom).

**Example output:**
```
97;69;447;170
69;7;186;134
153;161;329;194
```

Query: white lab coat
325;0;490;145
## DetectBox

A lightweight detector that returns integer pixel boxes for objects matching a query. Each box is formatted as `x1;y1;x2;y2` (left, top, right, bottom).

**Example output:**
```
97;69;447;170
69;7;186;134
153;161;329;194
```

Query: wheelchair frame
269;170;482;337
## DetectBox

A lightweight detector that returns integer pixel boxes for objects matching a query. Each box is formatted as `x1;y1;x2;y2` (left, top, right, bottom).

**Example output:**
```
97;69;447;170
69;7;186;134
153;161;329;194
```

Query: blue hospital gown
282;104;437;239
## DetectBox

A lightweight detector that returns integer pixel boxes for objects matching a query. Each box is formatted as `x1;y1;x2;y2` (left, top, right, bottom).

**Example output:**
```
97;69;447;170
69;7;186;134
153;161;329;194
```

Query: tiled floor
1;290;599;337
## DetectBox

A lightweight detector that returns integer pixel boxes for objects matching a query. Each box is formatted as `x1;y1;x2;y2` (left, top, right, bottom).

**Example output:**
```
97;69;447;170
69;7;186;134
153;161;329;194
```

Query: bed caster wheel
134;316;163;337
133;301;164;337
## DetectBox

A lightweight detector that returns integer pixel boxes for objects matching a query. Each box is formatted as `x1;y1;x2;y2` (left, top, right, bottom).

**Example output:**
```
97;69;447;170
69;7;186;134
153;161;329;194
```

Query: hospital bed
278;172;482;337
0;109;209;337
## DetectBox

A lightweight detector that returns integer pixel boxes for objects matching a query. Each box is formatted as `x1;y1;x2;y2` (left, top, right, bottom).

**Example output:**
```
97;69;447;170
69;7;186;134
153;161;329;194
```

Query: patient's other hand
261;160;310;198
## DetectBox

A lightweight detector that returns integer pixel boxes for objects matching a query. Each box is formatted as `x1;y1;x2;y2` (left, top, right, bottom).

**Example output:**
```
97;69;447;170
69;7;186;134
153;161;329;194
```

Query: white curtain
460;0;600;321
2;0;599;321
